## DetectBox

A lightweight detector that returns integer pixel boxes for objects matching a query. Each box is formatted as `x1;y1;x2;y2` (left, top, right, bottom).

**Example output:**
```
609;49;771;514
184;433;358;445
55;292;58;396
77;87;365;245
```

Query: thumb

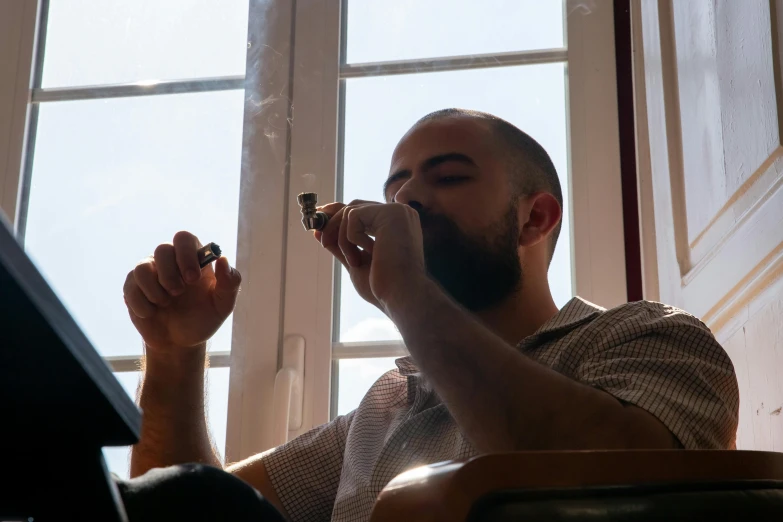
213;256;242;311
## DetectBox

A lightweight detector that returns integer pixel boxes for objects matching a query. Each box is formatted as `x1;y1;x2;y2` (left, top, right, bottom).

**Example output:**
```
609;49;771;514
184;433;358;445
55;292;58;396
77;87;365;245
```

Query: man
119;109;739;522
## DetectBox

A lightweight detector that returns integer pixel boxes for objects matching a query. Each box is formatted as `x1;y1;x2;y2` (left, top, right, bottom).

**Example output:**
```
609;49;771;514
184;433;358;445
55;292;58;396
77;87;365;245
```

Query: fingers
123;270;156;319
318;200;373;247
345;208;375;255
338;208;363;267
338;206;374;266
317;201;347;218
313;202;345;247
320;200;377;268
318;203;349;268
322;236;350;270
173;231;202;284
213;257;243;312
318;203;346;247
154;243;186;296
124;231;216;319
133;258;171;306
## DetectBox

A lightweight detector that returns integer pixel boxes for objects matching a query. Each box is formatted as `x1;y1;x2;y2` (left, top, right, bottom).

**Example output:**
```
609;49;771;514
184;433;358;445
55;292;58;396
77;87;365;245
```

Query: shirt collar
394;296;604;376
531;296;604;336
395;355;419;377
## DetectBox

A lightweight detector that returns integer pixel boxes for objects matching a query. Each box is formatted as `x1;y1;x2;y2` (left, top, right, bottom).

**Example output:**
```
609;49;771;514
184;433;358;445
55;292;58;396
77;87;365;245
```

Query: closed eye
439;176;469;184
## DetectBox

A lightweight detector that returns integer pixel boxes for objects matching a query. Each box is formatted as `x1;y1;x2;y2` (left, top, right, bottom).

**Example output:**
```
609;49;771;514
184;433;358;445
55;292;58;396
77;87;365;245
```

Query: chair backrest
370;450;783;522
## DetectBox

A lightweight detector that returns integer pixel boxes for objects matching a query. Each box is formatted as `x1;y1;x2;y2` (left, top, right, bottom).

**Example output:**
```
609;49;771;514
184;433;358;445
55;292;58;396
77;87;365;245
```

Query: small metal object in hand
197;242;222;268
297;192;330;231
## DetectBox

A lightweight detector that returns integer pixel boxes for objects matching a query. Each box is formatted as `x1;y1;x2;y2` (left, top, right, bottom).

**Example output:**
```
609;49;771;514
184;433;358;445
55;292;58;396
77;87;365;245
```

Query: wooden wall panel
638;0;783;450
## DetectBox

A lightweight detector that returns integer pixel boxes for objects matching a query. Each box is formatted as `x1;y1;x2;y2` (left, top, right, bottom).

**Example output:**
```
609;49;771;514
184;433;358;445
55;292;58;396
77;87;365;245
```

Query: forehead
390;117;497;171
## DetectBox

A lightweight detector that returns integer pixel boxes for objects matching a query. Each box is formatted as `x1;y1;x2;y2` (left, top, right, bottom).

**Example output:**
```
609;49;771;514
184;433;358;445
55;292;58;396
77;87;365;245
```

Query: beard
419;202;522;312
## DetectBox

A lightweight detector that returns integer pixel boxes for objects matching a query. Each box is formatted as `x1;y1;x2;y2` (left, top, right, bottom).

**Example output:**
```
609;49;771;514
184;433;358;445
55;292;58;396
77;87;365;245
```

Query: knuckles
324;200;420;245
173;230;196;245
133;259;155;276
123;270;136;290
154;243;174;258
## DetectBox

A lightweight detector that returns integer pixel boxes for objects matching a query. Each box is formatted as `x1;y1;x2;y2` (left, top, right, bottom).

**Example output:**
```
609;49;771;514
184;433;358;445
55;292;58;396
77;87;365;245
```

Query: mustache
416;209;457;230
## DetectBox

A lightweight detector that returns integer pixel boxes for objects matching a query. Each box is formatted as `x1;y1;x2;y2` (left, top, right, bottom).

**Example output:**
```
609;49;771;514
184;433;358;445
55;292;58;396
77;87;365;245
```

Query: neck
474;277;559;346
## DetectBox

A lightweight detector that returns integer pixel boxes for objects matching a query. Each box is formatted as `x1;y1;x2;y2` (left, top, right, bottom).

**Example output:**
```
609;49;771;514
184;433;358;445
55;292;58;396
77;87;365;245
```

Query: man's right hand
123;231;242;352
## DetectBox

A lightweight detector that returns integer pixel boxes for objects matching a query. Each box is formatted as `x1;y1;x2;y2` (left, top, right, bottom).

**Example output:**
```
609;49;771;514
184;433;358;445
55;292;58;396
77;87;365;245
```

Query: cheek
465;182;511;220
456;199;508;233
444;213;491;239
434;197;483;228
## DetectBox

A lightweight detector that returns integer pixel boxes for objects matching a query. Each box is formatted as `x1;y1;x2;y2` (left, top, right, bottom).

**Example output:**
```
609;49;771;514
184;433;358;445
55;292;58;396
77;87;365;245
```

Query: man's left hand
316;201;427;313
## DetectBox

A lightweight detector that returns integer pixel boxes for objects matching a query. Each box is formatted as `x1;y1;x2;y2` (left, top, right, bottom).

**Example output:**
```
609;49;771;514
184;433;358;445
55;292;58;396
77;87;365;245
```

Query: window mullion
32;76;245;103
331;341;408;360
339;47;568;79
224;0;298;464
566;0;627;308
280;0;342;440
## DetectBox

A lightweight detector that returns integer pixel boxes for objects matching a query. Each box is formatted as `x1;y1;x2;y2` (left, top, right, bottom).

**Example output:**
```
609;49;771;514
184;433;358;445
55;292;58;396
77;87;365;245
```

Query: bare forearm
130;344;220;477
388;279;673;453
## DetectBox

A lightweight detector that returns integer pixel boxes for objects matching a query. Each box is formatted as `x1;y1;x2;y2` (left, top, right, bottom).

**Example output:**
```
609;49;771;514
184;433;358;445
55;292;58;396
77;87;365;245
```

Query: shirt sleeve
262;410;355;522
575;302;739;449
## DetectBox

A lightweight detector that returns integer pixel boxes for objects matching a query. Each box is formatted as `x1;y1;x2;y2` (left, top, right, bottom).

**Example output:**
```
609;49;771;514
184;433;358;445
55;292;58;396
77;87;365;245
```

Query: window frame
0;0;626;460
0;0;278;465
0;0;39;228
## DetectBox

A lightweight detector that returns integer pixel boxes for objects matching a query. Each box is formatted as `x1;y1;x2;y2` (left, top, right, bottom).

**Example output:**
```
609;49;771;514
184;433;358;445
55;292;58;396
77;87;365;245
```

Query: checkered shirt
262;297;740;522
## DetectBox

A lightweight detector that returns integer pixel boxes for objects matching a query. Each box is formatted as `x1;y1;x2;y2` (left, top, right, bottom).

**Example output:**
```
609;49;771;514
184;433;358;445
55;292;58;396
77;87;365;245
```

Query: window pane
42;0;249;87
339;64;572;342
24;90;244;357
339;265;403;342
345;0;564;64
103;367;230;479
337;357;399;415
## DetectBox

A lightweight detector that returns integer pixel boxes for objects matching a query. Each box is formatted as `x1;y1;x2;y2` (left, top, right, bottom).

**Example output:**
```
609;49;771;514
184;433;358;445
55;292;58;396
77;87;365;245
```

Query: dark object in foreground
297;192;330;231
118;464;285;522
0;213;140;520
197;242;222;269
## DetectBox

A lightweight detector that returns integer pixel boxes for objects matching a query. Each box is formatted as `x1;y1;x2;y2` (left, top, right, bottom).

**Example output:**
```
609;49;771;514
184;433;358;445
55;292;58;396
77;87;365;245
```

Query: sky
23;0;566;477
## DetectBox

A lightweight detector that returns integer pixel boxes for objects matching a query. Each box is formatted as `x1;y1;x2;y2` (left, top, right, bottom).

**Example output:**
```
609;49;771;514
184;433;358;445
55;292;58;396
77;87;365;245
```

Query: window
0;0;624;462
3;0;249;477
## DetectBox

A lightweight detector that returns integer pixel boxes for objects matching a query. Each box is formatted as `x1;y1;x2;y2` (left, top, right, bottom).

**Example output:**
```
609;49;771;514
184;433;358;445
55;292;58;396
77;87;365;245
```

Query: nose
392;177;428;211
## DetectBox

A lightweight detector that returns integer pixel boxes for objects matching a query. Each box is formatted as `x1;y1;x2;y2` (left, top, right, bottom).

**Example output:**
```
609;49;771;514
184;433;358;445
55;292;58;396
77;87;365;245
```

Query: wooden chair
371;450;783;522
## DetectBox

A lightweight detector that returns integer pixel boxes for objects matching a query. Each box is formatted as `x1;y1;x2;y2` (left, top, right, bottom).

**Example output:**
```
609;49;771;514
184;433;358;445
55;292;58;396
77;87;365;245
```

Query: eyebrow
383;153;477;200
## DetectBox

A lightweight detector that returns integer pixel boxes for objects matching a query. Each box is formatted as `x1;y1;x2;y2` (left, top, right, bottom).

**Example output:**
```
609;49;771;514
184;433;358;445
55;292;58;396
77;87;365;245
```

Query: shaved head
411;108;563;261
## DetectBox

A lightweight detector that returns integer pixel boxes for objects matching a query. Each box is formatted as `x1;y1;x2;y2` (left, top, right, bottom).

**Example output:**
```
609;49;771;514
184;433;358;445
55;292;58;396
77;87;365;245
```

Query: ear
517;192;562;248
